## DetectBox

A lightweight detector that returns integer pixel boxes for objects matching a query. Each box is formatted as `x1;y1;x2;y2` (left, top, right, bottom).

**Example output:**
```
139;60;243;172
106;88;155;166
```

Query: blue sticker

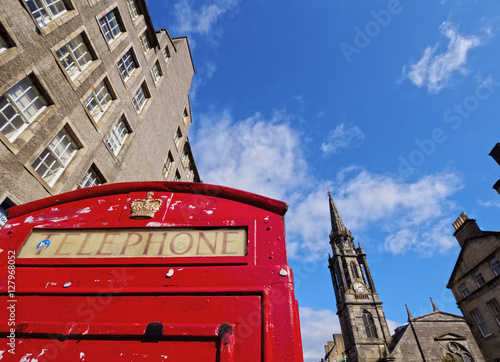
36;239;50;250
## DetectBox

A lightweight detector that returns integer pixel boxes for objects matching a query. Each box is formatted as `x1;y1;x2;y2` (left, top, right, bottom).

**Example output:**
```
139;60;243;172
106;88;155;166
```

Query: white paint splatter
51;207;59;211
77;207;91;214
160;356;168;360
204;210;214;215
108;206;114;211
80;352;85;360
188;205;195;209
146;222;165;227
19;353;33;362
25;216;34;223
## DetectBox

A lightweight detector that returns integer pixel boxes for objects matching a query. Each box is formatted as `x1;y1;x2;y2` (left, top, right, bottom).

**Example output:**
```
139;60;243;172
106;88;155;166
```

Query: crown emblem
129;192;163;219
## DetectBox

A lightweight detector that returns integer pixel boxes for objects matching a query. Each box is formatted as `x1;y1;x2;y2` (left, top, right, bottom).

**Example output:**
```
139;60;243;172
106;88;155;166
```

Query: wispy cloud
192;109;463;259
299;307;340;362
321;123;365;155
171;0;239;36
191;109;307;201
401;22;481;93
287;167;462;258
190;61;217;100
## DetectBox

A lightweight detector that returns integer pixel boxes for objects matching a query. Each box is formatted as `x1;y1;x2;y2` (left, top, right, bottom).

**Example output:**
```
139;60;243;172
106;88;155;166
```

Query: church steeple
328;191;351;237
327;191;392;362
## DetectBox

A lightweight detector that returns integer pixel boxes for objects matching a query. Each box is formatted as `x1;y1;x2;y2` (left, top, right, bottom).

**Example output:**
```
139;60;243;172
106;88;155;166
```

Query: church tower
327;192;393;361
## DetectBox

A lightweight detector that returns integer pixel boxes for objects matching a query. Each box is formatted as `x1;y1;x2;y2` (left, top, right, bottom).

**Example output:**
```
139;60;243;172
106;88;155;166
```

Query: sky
147;1;500;361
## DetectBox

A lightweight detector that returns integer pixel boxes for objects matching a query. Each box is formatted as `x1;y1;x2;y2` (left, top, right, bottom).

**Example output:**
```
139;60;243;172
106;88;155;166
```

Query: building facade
447;213;500;362
0;0;199;225
322;334;346;362
327;193;485;361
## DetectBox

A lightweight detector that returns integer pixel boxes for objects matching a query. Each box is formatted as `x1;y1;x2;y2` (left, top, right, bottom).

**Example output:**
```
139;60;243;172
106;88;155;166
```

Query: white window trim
132;84;147;113
117;49;136;81
84;80;112;121
107;118;129;155
125;0;139;21
99;9;121;44
139;31;151;54
32;127;79;186
79;165;104;188
26;0;68;27
56;34;93;80
0;76;47;142
150;61;161;84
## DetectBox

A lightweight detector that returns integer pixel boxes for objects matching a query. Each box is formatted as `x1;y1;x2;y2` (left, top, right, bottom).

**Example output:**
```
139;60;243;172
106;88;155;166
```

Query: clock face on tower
353;282;366;293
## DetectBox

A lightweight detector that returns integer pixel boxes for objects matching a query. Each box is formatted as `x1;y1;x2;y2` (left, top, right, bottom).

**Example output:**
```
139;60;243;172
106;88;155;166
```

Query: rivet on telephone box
0;182;303;361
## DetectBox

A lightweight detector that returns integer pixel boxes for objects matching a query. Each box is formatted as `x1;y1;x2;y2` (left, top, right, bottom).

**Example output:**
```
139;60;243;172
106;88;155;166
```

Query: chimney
452;212;483;247
490;144;500;194
489;143;500;166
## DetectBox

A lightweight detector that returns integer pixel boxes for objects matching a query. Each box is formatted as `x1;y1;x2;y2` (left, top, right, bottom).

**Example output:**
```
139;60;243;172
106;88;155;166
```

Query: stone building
389;302;484;361
0;0;200;226
327;193;485;361
447;213;500;362
322;334;346;362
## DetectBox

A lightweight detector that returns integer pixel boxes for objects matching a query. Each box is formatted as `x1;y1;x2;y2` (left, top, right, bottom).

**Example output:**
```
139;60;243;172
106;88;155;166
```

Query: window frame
78;164;105;189
99;9;123;44
472;272;486;288
162;151;174;179
84;79;114;121
25;0;68;27
132;82;149;113
150;60;162;84
139;31;151;54
487;299;500;327
489;256;500;276
458;283;470;298
125;0;140;21
31;126;80;187
117;48;138;82
362;310;378;339
163;45;171;63
174;127;182;149
470;309;491;337
55;33;93;80
106;117;130;156
0;76;48;142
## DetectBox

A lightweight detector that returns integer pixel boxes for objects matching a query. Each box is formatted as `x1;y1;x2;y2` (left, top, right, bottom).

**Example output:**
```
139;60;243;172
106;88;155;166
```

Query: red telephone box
0;182;303;361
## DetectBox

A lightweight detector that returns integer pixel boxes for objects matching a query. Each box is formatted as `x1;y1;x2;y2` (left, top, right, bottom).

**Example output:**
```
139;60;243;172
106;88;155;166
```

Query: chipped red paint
0;182;303;361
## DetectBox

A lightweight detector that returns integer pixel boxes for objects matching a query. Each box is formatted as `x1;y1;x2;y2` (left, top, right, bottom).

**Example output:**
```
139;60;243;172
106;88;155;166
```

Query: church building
327;192;485;361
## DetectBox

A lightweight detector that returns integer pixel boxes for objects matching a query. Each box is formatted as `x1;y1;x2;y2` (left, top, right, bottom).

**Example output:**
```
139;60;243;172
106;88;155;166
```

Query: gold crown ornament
129;191;163;219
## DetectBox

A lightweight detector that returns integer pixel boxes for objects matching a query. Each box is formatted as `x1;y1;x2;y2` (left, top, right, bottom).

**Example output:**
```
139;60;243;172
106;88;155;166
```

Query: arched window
362;310;378;338
443;342;474;362
350;262;360;279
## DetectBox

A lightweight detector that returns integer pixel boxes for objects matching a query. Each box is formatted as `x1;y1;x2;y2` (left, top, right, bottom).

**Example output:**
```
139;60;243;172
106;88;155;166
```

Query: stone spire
328;190;351;237
430;297;439;312
406;304;413;321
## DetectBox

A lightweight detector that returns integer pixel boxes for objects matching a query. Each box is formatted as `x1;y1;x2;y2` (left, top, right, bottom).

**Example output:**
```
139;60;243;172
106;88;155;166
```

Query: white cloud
299;307;340;362
321;123;365;155
287;168;462;258
192;109;308;201
171;0;239;36
190;62;217;100
192;109;463;259
401;22;481;93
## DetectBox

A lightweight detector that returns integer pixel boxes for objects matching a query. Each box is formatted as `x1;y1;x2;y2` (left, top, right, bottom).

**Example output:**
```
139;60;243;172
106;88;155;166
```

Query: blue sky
148;0;500;360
